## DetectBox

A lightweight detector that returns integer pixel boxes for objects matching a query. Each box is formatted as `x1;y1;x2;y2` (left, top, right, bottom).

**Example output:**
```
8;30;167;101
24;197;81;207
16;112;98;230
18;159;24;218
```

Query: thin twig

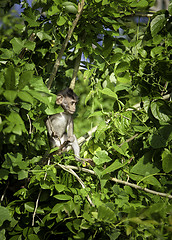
0;181;9;203
55;164;172;199
58;163;95;206
27;114;32;134
110;177;172;199
117;134;138;148
32;158;51;226
47;0;85;89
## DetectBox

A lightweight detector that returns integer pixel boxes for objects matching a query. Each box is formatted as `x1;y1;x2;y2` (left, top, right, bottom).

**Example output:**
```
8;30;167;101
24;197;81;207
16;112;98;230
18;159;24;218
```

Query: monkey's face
62;97;77;114
66;99;77;114
56;91;78;115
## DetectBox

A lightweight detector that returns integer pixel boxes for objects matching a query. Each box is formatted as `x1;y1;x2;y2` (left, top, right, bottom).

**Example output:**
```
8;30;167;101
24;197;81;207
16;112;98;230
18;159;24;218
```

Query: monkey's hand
67;136;75;143
52;132;59;138
82;158;95;167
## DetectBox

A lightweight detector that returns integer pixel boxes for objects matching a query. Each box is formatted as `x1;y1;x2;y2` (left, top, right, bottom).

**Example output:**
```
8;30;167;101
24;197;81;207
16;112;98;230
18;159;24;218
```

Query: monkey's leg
70;135;80;159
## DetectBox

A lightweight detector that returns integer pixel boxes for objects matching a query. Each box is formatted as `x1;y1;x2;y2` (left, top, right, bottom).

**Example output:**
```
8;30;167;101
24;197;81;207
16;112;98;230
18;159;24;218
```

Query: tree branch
47;0;85;90
56;164;172;199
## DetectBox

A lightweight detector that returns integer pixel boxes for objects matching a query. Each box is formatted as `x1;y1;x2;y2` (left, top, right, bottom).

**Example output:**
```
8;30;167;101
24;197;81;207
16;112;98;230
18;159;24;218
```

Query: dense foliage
0;0;172;239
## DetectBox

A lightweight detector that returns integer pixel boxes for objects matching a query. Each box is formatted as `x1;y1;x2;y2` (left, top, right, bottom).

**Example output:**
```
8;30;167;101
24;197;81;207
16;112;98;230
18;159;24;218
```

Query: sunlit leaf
57;16;66;26
101;88;117;99
10;37;24;54
0;206;12;226
93;150;111;165
131;152;160;176
150;14;166;37
3;90;17;102
54;194;72;201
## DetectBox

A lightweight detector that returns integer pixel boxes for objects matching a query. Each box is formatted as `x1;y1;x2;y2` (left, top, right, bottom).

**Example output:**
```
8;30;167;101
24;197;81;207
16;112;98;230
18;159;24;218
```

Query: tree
0;0;172;239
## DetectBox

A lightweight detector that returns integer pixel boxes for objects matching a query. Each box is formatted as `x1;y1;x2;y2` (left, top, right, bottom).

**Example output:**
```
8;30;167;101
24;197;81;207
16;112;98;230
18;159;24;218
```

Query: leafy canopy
0;0;172;239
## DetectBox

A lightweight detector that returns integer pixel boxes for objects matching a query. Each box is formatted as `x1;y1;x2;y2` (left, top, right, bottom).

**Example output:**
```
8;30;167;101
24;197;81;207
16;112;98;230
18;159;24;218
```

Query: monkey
46;88;82;162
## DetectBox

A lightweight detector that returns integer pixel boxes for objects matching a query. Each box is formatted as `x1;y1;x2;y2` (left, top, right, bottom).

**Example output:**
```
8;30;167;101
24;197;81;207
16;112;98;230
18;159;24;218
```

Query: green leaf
151;100;171;123
93;150;111;165
0;229;6;240
162;149;172;173
85;90;94;105
5;112;26;135
113;111;132;135
116;61;129;73
103;17;117;24
24;41;36;51
158;125;172;143
51;203;64;213
18;91;34;105
57;16;66;26
48;5;59;16
18;71;33;90
10;37;24;54
101;88;117;99
55;184;67;192
0;72;5;88
102;0;110;5
95;121;108;141
142;175;161;188
54;194;72;201
168;2;172;15
2;153;28;172
18;170;28;180
149;133;166;149
29;76;50;92
151;46;164;57
63;4;77;14
130;0;148;8
98;205;116;222
0;48;13;59
28;90;49;104
110;53;123;64
0;169;9;180
28;234;40;240
150;14;166;37
4;66;16;90
24;202;34;212
102;160;128;175
112;143;129;157
117;71;131;83
103;38;113;58
22;8;40;27
88;111;103;118
3;90;17;102
37;31;52;41
131;152;160;176
25;202;44;214
0;206;12;226
150;125;172;149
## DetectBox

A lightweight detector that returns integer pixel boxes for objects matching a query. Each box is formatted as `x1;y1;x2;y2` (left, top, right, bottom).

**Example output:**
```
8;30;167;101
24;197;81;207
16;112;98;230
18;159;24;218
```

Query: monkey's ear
56;95;63;105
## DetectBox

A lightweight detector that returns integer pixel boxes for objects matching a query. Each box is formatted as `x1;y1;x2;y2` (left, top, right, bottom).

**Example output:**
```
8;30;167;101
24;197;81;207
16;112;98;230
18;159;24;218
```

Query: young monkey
46;88;83;163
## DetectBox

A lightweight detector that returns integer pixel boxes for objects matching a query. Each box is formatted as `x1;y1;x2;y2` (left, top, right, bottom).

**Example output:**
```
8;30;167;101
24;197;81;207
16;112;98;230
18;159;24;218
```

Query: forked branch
47;0;85;89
